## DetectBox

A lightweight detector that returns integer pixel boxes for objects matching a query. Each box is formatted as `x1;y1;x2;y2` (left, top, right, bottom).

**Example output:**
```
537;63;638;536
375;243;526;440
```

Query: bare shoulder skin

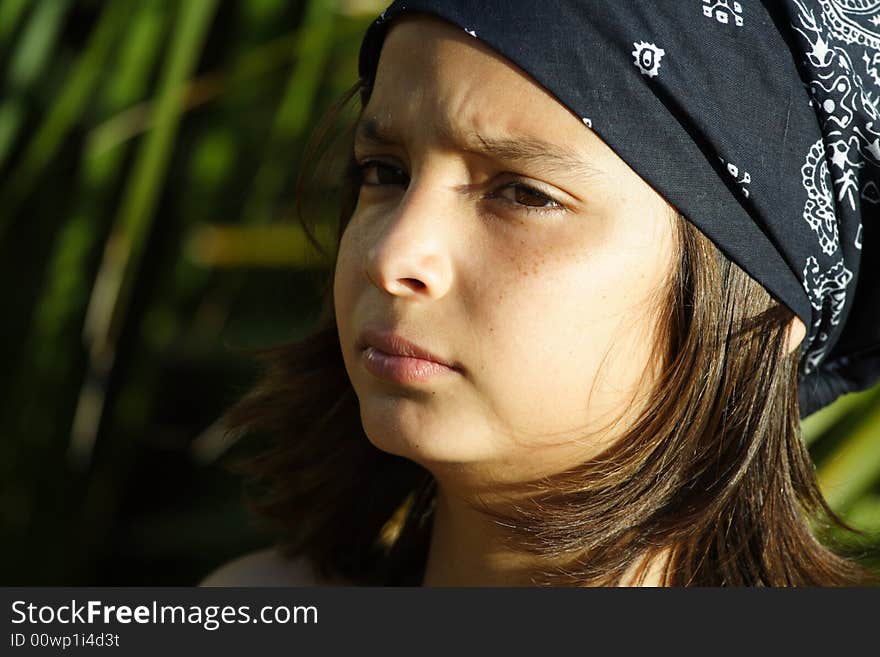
199;548;344;587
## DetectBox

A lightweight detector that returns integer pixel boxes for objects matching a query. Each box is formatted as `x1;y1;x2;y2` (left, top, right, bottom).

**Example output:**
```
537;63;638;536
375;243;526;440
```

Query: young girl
202;1;880;586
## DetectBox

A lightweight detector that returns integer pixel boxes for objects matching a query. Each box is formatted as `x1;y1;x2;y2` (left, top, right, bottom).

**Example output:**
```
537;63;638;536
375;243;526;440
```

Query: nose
363;181;455;300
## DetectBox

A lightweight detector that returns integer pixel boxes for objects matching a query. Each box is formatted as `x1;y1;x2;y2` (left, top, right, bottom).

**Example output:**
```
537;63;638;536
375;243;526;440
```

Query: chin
358;405;493;466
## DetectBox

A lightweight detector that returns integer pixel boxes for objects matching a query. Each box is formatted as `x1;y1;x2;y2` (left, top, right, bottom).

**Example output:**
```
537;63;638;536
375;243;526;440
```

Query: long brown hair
223;79;878;586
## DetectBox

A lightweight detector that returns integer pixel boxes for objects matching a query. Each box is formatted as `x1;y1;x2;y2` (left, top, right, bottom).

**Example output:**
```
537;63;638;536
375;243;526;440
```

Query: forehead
362;13;640;189
366;14;586;145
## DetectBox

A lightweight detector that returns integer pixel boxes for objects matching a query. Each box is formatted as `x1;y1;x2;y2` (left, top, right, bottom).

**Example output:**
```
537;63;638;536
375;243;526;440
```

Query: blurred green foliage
0;0;877;585
0;0;378;585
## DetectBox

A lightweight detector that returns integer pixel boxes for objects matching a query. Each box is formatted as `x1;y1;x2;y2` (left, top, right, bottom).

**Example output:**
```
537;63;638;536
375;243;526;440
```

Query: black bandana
358;1;880;419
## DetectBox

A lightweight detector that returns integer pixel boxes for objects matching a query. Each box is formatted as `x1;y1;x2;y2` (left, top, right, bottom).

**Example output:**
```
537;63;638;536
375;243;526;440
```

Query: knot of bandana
358;0;880;418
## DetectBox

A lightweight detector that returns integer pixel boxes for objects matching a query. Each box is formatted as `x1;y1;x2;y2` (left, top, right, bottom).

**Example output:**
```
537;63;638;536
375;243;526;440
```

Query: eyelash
350;159;565;217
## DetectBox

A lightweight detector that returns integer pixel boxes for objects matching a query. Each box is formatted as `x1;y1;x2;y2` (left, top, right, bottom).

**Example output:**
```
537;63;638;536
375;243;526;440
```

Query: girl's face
334;15;677;485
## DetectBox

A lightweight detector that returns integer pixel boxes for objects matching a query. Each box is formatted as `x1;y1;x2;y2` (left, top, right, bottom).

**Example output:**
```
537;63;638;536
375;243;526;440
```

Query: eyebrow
353;115;605;182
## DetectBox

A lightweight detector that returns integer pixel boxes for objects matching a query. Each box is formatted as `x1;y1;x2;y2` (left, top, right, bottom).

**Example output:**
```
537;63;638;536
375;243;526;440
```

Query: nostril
401;278;426;291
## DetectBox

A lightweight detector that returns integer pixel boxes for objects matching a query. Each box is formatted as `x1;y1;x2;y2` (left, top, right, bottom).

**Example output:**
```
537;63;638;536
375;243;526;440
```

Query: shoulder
199;547;332;587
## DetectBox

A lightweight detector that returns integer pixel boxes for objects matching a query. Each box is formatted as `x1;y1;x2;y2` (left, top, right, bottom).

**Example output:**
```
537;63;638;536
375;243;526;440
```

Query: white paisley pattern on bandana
702;0;744;27
790;0;880;374
718;155;752;198
632;41;665;78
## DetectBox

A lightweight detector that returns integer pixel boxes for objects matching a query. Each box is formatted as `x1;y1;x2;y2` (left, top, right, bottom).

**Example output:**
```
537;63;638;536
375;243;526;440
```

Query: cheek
333;226;362;341
335;216;364;287
469;234;666;442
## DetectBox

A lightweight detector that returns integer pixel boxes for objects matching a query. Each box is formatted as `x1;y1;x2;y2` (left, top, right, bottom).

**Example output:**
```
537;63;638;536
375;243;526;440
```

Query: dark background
0;0;878;586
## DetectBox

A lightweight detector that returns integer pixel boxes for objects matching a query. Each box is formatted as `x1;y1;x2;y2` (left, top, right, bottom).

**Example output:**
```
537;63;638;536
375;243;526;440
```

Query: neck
418;482;671;587
420;484;538;586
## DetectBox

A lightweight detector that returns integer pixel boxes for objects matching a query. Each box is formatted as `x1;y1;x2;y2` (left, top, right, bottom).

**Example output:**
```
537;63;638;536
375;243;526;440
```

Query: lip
357;328;462;384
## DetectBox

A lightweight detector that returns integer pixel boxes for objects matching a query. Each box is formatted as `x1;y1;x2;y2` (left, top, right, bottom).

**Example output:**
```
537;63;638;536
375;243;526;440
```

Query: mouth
357;328;461;369
356;327;463;384
361;346;459;384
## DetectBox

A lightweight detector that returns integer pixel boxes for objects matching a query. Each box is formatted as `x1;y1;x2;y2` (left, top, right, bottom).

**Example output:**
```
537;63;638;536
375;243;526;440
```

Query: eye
489;182;564;215
351;159;566;217
354;160;408;187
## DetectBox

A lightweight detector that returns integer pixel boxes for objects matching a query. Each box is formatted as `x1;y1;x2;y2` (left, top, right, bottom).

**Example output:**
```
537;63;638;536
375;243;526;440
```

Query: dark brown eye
510;184;555;207
496;182;562;211
357;160;408;187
